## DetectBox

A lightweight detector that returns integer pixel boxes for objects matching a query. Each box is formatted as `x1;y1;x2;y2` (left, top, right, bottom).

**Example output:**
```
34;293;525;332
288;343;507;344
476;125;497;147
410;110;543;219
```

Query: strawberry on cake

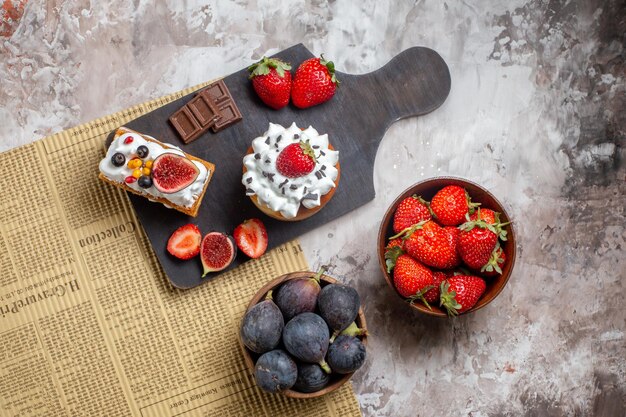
242;122;340;221
99;127;214;217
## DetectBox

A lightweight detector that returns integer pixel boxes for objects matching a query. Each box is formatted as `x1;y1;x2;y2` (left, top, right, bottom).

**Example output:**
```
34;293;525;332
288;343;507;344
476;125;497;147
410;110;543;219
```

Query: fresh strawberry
470;207;496;223
424;271;447;304
440;275;486;316
394;220;458;269
430;185;479;226
248;57;292;110
481;243;506;277
387;237;404;250
393;254;435;308
384;238;405;273
458;208;508;269
233;218;268;259
167;224;202;260
276;141;317;177
291;55;338;108
392;195;431;234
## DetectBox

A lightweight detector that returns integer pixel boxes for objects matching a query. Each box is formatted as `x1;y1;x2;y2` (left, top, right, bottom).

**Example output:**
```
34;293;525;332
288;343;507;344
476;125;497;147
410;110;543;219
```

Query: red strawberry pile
248;55;338;110
385;185;510;316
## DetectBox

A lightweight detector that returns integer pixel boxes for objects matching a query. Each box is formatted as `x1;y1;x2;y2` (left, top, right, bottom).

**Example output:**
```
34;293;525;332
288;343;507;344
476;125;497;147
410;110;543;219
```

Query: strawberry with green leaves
440;275;486;316
392;195;431;234
392;220;458;270
248;57;292;110
458;208;508;270
393;254;435;308
430;185;479;226
291;55;338;108
276;141;317;178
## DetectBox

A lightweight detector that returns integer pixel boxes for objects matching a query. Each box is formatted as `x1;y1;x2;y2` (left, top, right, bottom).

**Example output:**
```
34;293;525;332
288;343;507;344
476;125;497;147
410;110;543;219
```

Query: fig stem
329;329;341;344
340;321;368;337
319;359;332;374
312;267;326;283
265;290;274;301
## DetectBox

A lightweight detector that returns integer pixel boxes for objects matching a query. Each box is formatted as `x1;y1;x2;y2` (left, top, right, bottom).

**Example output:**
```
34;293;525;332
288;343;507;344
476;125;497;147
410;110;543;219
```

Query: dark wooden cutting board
115;43;450;288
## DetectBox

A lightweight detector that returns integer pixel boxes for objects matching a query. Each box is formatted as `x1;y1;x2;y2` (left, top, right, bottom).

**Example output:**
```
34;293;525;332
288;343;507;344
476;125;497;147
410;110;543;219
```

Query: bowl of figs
239;270;367;398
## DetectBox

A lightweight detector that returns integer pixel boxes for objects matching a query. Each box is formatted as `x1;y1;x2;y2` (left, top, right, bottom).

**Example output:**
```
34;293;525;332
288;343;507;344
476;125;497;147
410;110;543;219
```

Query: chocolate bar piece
199;80;242;131
200;80;230;104
169;107;204;144
211;98;243;133
188;94;221;127
170;79;242;142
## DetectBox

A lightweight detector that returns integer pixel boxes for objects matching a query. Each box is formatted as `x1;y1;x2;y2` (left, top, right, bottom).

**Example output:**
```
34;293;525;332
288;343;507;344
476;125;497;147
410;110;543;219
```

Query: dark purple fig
254;349;297;393
282;312;331;373
294;363;330;393
275;270;323;320
339;321;368;338
318;283;360;341
327;335;366;374
240;291;284;354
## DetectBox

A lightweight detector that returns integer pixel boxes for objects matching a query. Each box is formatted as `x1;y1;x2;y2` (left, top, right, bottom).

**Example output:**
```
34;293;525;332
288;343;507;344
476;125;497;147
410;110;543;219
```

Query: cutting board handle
346;47;451;125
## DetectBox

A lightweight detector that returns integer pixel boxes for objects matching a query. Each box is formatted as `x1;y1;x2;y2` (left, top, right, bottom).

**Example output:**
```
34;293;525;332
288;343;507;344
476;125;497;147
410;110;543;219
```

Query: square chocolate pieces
169;80;242;144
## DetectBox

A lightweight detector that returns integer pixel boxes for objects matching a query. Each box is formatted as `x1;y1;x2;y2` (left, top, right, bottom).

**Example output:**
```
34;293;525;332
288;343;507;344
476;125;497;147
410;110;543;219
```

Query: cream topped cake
99;127;214;217
242;122;340;220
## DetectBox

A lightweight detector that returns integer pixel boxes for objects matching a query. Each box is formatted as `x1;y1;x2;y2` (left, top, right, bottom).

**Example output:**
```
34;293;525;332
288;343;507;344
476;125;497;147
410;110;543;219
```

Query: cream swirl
99;130;208;208
242;122;339;219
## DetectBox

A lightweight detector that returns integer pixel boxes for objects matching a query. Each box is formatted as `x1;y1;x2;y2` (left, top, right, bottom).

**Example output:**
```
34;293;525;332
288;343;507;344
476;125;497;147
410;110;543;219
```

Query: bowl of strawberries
377;177;516;317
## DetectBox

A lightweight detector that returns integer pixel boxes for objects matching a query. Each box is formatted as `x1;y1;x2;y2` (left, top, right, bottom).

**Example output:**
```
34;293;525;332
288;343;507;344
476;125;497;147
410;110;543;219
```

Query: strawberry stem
319;54;339;85
406;285;435;310
439;281;461;316
466;191;481;214
481;242;505;274
389;220;428;240
248;56;291;79
384;246;404;273
299;140;318;163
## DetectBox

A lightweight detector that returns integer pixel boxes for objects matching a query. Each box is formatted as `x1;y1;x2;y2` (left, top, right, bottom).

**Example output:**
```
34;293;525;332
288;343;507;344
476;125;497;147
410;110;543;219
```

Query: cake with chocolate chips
242;122;340;221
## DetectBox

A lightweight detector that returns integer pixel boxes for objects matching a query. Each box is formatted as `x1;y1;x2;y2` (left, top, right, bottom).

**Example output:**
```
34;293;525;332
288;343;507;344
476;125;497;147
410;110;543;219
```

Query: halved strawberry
233;218;268;259
167;224;202;260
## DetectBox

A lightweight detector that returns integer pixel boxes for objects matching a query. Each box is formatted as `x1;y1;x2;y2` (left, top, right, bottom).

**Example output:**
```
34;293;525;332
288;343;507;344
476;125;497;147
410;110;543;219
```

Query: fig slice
200;232;236;276
152;153;200;194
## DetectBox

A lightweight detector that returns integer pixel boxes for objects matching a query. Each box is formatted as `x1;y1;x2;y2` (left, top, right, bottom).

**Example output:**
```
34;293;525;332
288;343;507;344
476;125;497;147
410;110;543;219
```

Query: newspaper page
0;83;362;417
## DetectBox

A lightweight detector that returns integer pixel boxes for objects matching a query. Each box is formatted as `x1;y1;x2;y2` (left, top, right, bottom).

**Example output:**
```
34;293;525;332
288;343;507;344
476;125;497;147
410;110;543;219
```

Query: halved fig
201;232;237;276
152;153;200;194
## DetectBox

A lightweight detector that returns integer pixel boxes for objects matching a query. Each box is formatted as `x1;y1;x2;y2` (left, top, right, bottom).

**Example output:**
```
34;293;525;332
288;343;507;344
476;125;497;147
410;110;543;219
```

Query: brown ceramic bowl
239;271;368;398
377;177;516;317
